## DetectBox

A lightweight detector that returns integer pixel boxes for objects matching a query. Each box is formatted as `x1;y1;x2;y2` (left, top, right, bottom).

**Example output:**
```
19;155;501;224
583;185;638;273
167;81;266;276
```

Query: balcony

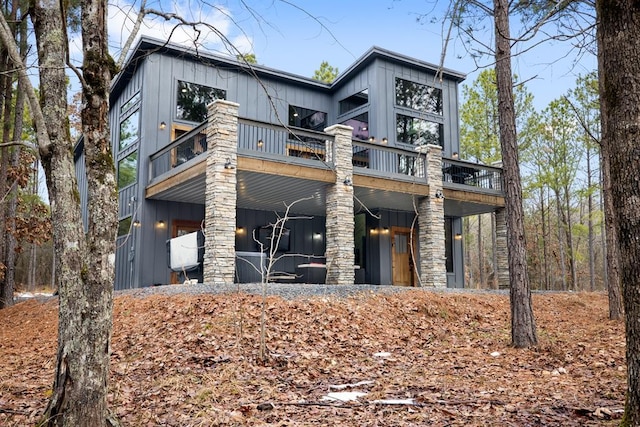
146;118;503;216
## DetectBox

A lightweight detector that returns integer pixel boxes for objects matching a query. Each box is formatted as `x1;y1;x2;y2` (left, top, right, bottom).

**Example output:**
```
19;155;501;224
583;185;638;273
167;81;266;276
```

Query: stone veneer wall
203;100;239;284
417;144;447;287
495;208;509;289
324;125;355;285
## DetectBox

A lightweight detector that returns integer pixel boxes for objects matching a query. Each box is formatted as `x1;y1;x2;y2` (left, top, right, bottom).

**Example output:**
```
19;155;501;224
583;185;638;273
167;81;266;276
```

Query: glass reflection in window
117;150;138;189
396;114;443;147
119;110;139;150
395;78;443;115
445;217;453;273
117;217;132;237
176;80;226;123
341;112;369;140
339;89;369;115
121;92;140;113
288;106;327;131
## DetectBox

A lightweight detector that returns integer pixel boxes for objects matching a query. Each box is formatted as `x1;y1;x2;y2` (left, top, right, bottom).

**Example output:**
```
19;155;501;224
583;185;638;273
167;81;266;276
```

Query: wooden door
170;220;203;284
391;227;415;286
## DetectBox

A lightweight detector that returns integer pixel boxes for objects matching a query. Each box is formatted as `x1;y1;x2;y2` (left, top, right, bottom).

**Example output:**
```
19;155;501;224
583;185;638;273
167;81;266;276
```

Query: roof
111;36;466;101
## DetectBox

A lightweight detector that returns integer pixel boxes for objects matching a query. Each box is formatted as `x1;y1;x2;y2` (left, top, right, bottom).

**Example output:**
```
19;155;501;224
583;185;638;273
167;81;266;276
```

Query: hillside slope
0;290;625;426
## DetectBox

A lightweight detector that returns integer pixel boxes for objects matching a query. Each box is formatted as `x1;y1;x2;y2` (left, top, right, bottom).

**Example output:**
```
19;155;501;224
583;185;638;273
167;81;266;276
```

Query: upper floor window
120;92;140;114
339;89;369;115
119;109;139;150
341;112;369;141
395;78;442;115
396;114;443;147
176;80;226;123
117;150;138;189
288;105;327;131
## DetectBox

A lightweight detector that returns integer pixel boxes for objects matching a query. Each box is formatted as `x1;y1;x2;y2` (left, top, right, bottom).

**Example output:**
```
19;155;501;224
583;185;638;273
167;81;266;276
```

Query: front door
170;220;203;284
391;227;415;286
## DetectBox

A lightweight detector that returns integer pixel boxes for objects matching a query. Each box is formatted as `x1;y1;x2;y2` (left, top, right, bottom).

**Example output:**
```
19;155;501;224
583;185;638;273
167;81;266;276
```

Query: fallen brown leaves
0;291;625;426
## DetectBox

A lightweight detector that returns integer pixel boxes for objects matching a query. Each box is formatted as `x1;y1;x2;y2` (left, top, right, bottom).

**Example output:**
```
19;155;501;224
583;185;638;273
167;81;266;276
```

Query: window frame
175;80;227;123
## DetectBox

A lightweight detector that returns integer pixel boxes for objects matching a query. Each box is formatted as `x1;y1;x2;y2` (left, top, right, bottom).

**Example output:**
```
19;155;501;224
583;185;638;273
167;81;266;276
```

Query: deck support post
203;100;240;284
495;208;510;289
324;125;355;285
417;144;447;287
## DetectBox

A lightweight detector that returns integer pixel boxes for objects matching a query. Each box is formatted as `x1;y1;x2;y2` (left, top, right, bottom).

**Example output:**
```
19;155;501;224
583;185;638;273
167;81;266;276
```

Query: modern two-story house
75;36;507;290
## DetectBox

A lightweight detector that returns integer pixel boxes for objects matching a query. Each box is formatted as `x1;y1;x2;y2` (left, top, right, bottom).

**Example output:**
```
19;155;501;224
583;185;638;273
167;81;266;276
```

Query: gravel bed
116;282;509;300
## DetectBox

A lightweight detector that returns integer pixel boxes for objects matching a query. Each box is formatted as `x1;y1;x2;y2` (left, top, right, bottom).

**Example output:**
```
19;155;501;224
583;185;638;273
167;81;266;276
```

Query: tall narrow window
445;217;453;273
119;110;140;150
176;80;226;123
117;151;138;189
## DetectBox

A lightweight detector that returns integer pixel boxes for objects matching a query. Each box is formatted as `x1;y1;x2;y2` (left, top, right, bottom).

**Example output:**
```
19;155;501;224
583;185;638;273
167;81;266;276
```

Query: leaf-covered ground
0;290;625;426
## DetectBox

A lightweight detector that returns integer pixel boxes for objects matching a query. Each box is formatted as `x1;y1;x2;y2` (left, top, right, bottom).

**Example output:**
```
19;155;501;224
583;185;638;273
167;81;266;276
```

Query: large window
395;78;442;115
176;80;226;123
396;114;443;147
119;110;139;150
288;106;327;131
117;151;138;189
341;112;369;140
339;89;369;115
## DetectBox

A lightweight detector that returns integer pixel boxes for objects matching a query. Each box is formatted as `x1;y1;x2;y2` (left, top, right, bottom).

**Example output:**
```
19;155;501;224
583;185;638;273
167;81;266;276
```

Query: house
75;36;507;290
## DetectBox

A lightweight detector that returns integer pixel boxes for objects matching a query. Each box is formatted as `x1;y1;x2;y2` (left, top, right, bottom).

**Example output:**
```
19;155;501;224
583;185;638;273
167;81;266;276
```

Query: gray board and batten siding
80;37;472;289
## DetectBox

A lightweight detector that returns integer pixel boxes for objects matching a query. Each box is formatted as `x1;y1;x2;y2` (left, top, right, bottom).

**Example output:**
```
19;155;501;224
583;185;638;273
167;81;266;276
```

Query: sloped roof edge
111;37;466;100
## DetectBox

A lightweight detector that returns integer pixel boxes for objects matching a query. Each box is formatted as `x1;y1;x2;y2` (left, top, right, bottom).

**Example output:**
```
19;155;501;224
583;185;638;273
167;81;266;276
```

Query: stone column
203;100;239;284
324;124;354;285
495;207;509;289
416;144;446;288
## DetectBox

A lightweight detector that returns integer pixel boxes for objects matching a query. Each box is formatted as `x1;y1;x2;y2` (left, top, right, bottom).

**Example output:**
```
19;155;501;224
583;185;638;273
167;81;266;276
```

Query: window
117;151;138;189
339;89;369;115
341;112;369;140
118;216;132;237
288;106;327;131
395;78;442;115
120;92;140;113
176;80;226;123
396;114;443;147
119;110;139;150
445;218;453;273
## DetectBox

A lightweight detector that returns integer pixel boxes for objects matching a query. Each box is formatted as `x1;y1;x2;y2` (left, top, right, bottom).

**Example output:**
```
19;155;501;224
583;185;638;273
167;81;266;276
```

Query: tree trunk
0;43;10;308
540;185;550;290
596;1;639;423
563;185;577;290
586;144;595;291
555;190;567;291
21;0;118;424
494;0;537;348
